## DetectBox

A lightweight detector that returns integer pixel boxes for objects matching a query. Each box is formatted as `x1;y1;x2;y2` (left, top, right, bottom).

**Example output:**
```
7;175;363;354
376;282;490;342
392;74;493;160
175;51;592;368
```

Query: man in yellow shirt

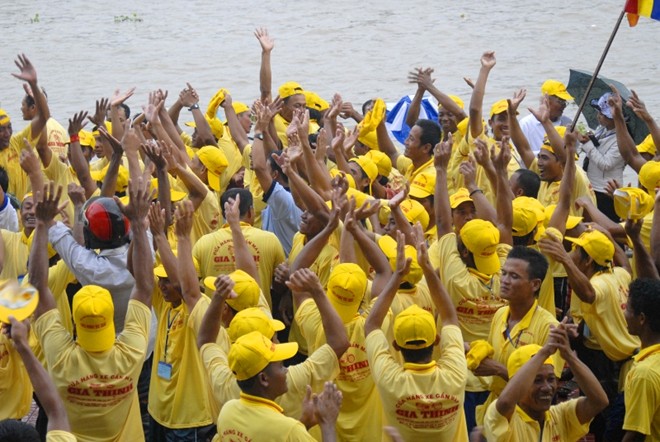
217;331;342;441
366;230;468;441
484;333;607;441
622;278;660;441
30;179;154;442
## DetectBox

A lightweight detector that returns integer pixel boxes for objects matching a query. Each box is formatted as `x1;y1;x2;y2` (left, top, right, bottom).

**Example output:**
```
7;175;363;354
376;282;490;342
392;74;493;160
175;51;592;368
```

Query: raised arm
221;93;250;152
493;141;513;245
9;317;70;432
529;96;566;165
252;100;276;193
364;231;410;335
149;202;179;287
19;140;45;203
547;131;578;236
405;68;429;127
388;189;416;245
610;87;646;173
109;87;135;141
628;90;660;154
461;155;497;224
13;54;50;151
626;218;659;279
197;275;236;348
67;111;98;198
468;51;496;139
31;182;62;318
434;139;453;237
290;207;339;278
287;269;349;358
507;90;535;168
174;200;202;311
226;194;260;284
255;27;274;102
117;177;154;306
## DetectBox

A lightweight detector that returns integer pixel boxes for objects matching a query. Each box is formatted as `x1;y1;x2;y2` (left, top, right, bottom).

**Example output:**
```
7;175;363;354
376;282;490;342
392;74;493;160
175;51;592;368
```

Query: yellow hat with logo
204;270;260;312
232;101;250;115
327;263;367;324
512;197;546;239
507;344;554;378
541;80;573;101
613;187;654;220
459;219;501;275
278;81;304;99
197;146;229;191
228;331;298;381
449;187;473;209
409;172;435;199
399;198;430;231
639;161;660;193
565;229;614;267
0;280;38;324
365;150;392;177
227;307;285;343
349;155;379;183
79;130;96;148
72;285;116;352
393;304;437;350
490;99;517;119
303;90;329;111
377;235;423;286
439;95;465;111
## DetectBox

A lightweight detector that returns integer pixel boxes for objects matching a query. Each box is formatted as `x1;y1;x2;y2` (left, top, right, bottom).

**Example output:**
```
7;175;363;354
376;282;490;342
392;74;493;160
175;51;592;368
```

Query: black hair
267;150;288;184
308;108;323;125
220;188;253;219
400;344;434;363
24;88;47;108
308;132;318;148
361;99;375;115
512;230;536;247
507;246;549;282
0;420;41;442
629;278;660;333
512;169;541;198
119;103;131;119
0;166;8;193
415;119;442;150
578;247;610;273
236;374;259;392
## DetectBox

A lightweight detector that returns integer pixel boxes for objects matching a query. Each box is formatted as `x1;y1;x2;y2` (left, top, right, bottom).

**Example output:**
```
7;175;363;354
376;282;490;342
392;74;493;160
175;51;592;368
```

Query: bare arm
221;93;250;152
506;90;536;168
290;208;339;276
434;140;453;237
149;202;179;286
493;141;513;245
255;28;274;102
468;51;496;139
197;276;235;347
626;219;659;279
610;89;646;173
547;131;578;236
376;117;399;166
13;55;50;158
405;68;427;128
628;90;660;155
67;111;98;198
461;155;497;224
226;195;260;284
174;200;202;311
109;87;135;142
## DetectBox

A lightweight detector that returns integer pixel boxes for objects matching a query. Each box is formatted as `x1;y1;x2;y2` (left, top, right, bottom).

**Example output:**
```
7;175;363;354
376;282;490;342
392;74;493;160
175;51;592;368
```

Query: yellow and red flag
625;0;660;26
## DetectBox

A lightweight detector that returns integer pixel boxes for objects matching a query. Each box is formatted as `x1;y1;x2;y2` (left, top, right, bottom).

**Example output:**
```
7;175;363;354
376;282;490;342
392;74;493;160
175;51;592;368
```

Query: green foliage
30;13;40;24
114;12;143;23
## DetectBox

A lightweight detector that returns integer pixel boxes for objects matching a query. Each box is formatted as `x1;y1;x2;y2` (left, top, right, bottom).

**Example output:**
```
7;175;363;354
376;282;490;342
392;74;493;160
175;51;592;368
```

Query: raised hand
148;201;167;235
286;268;324;295
394;231;412;277
492;137;511;172
174;200;194;238
459;157;477;188
473;138;491;168
19;139;41;176
67;183;86;208
626;89;652;121
528;95;550;123
508;88;527;113
141;140;167;170
224;194;241;228
67;111;89;136
116;176;154;222
12;54;37;84
179;83;199;108
88;98;110;127
412;223;431;270
213;274;237;301
480;51;496;69
314;382;343;427
111;87;136;107
34;182;64;224
254;27;275;53
143;91;164;124
434;139;452;170
98;125;124;157
407;67;435;90
254;100;276;132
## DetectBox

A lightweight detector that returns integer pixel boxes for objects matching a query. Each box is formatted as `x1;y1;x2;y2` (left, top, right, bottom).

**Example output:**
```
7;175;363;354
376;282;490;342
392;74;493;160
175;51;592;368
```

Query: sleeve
436;325;468;386
286;344;340;397
550;399;590;440
483;399;513;442
0;195;18;232
623;365;658;435
199;343;241;406
188;296;210;334
293;299;324;345
434;234;482;305
116;300;151;356
263;182;302;222
584;139;624;171
32;309;75;370
365;329;401;385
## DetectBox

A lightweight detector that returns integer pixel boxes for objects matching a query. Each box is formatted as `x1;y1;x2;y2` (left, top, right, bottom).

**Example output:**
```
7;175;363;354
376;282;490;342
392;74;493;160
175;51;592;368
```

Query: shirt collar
503;300;539;336
240;392;284;414
515;404;549;424
634;343;660;362
403;361;436;373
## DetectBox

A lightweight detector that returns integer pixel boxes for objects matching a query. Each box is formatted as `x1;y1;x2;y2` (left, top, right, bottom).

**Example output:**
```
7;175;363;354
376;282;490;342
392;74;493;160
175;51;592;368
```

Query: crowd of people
1;27;660;442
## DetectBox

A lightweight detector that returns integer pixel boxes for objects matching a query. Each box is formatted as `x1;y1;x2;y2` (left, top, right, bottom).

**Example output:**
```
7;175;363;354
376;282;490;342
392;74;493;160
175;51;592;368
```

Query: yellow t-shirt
192;222;285;307
148;293;216;428
216;393;315;441
366;325;469;442
33;301;151;442
42;153;76;223
429;234;509;344
2;124;33;200
530;158;596;217
623;343;660;438
46;118;70;159
0;230;29;281
477;301;561;425
484;399;590;442
217;133;243;193
46;430;78;442
296;298;382;442
0;333;33;419
241;144;267;229
576;267;640;361
396;156;435;185
288;232;339;290
190;185;221;244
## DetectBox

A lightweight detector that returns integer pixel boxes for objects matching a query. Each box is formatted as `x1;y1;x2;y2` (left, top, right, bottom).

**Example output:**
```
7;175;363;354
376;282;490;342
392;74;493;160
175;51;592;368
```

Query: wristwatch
254;133;264;140
188;104;200;111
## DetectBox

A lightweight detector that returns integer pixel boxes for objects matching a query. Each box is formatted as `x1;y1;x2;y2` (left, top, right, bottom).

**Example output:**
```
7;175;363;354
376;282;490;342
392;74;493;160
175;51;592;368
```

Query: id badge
157;361;172;380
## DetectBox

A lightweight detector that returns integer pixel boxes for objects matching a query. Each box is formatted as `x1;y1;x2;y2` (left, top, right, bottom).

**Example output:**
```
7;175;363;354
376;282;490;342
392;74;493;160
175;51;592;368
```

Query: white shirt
0;194;18;232
580;127;624;193
519;114;572;155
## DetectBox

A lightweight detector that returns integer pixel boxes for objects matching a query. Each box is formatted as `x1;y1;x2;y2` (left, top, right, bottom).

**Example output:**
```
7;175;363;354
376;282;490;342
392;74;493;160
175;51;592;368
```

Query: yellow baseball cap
155;255;200;278
393;304;437;350
466;339;494;370
228;331;298;381
0;108;10;125
511;197;546;239
365;150;392;177
358;128;379;151
613;187;654;220
637;134;656;156
327;263;367;323
459;219;501;275
349;155;379;183
359;98;386;134
540;126;567;155
449;187;473;209
399;198;430;231
490;99;517;119
345;187;371;208
543;204;582;230
89;165;129;192
228;307;285;343
507;344;554;378
72;285;116;352
204;270;260;312
439;95;464;111
79;130;96;148
0;280;38;324
232;102;250;115
409;172;435;199
639;161;660;193
303;90;329;111
278;81;304;99
197;146;229;191
377;235;423;286
329;169;356;189
541;80;573;102
565;229;614;267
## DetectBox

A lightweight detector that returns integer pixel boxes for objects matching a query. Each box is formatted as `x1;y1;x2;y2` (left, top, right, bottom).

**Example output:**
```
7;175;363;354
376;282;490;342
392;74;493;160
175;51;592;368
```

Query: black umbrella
567;69;649;144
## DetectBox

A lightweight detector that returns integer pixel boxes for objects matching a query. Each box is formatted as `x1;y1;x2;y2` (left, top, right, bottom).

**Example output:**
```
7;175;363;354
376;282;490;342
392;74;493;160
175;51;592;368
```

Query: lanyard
504;307;537;348
163;309;180;363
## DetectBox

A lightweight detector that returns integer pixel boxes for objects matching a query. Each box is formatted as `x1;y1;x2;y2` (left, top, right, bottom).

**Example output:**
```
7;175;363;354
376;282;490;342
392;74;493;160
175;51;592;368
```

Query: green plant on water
30;13;40;24
114;12;143;23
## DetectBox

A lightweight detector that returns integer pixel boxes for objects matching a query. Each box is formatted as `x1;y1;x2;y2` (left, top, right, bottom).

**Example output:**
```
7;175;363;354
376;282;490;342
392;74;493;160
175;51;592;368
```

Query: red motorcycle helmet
82;197;130;249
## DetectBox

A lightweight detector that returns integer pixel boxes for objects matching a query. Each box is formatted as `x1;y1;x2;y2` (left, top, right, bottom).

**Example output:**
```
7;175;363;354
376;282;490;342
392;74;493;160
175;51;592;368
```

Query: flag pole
570;7;627;131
